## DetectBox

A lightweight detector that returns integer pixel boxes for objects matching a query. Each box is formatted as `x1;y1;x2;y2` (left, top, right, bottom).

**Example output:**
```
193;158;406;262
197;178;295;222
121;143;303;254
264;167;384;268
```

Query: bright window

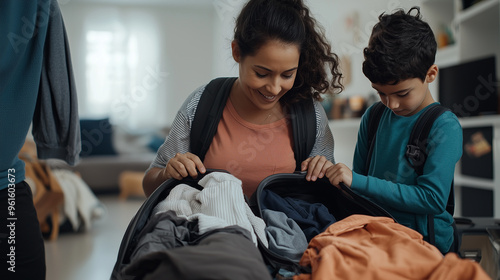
81;9;164;130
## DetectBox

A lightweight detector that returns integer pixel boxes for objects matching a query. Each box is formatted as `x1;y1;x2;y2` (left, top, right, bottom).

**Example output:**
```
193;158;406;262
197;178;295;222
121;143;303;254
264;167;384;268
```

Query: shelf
436;44;459;67
458;115;500;128
329;114;500;129
454;174;495;190
420;0;455;46
328;118;361;129
456;0;500;24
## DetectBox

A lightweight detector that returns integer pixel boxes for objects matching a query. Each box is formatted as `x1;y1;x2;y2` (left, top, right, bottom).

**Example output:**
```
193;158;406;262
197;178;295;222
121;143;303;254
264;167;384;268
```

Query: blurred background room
33;0;500;279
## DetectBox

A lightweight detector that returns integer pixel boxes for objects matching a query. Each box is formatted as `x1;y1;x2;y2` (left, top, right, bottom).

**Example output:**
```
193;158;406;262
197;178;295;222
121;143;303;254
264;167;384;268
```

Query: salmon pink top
203;99;295;197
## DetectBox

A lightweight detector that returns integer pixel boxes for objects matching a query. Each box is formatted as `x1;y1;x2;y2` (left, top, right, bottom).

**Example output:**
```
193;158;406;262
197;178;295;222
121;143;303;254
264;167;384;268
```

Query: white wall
59;0;426;131
211;0;245;78
310;0;425;166
59;2;215;127
316;0;426;99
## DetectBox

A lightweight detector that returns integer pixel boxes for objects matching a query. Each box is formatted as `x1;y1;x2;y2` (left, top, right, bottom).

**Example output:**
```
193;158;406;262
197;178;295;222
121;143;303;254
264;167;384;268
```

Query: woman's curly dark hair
234;0;343;104
362;7;437;85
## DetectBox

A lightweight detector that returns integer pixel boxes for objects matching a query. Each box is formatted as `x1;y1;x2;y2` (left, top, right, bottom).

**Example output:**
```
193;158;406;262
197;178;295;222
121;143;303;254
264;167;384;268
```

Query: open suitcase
110;171;394;280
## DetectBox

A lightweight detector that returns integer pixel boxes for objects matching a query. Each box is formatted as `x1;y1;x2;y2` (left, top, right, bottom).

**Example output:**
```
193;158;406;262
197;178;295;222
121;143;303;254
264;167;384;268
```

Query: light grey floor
44;195;145;280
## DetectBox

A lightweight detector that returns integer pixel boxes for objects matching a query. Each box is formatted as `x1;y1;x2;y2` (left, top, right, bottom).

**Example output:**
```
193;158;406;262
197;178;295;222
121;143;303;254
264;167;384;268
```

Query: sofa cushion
80;118;117;157
147;134;165;152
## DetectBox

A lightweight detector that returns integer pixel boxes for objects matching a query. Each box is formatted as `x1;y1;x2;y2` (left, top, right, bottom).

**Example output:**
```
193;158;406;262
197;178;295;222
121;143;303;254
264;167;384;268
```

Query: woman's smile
258;90;277;102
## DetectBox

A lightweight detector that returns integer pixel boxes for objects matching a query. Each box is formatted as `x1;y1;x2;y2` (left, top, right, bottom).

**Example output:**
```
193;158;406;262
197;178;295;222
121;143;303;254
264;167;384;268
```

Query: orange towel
295;215;490;280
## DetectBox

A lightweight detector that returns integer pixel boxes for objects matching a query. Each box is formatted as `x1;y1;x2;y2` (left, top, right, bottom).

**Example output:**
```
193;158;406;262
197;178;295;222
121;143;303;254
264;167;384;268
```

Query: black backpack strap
364;101;386;175
406;104;449;175
190;77;315;170
365;102;456;248
405;104;454;215
190;77;237;162
406;104;456;247
289;98;316;171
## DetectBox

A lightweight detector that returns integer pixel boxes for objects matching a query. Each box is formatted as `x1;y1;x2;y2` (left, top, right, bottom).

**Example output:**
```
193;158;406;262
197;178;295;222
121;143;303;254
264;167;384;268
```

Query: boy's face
371;65;438;117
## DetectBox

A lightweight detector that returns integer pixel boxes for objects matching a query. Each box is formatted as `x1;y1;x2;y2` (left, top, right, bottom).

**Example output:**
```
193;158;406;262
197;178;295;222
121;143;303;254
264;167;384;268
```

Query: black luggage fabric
110;171;394;279
111;170;274;280
249;172;394;276
455;217;500;279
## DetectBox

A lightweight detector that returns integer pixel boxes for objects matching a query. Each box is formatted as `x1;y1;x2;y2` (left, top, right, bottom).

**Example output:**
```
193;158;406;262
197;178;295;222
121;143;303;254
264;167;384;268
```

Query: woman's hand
164;152;206;180
301;155;334;181
325;163;352;188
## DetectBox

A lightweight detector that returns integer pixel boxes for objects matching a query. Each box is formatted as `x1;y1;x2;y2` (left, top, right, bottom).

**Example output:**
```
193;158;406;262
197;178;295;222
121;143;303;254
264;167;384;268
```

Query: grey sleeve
147;85;206;172
308;100;335;163
32;0;81;166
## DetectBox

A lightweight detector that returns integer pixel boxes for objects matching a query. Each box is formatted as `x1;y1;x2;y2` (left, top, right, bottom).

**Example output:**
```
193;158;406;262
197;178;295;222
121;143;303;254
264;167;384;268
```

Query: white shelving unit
455;116;500;217
420;0;500;218
456;0;500;67
420;0;500;71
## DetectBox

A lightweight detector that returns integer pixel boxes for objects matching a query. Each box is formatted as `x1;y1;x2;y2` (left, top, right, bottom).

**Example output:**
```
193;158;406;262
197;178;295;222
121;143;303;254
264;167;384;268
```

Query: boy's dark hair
362;6;437;85
234;0;343;103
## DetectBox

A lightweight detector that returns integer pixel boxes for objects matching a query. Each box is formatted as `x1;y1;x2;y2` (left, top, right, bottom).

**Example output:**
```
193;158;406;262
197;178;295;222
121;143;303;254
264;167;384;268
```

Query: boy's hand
325;163;353;188
301;155;334;181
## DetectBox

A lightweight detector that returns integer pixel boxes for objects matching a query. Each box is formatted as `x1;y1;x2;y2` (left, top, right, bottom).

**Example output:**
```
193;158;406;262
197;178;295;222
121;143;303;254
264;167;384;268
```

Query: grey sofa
66;153;155;193
66;118;166;193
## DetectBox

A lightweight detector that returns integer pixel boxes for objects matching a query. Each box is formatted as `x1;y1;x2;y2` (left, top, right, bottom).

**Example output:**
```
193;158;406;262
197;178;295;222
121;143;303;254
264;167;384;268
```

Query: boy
324;7;462;254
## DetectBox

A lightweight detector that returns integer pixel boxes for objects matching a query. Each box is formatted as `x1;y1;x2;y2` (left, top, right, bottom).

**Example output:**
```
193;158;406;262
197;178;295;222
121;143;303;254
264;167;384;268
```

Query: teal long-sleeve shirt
0;0;80;190
351;102;462;254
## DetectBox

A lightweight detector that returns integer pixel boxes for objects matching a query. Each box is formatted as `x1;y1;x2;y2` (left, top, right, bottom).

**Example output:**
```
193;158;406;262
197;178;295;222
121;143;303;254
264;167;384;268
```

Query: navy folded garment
260;189;337;241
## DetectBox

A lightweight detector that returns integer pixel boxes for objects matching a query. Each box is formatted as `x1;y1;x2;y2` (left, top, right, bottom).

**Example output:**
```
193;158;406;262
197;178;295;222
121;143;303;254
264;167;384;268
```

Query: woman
143;0;343;197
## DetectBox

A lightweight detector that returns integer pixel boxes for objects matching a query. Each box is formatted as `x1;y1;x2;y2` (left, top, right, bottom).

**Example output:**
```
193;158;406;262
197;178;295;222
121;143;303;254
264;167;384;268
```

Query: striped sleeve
308;100;335;163
146;84;207;172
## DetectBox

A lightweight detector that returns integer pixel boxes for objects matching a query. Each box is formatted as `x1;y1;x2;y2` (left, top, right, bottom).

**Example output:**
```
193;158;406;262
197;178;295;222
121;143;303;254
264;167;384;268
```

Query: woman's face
232;39;300;112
